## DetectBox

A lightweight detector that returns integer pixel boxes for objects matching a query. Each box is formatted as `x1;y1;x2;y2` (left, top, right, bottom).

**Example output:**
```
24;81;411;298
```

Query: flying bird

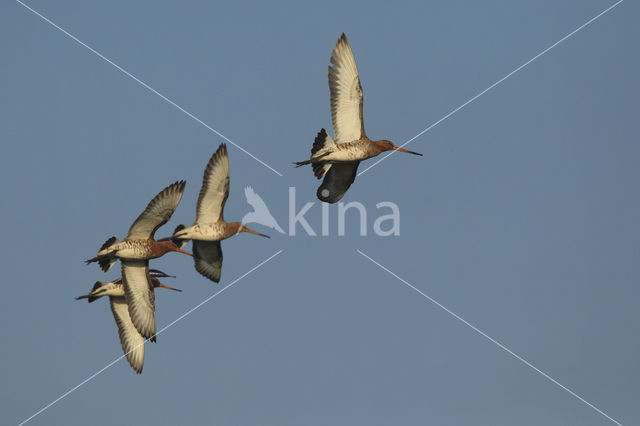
294;33;422;203
241;186;285;234
172;144;270;283
76;270;181;374
86;180;192;339
75;269;176;303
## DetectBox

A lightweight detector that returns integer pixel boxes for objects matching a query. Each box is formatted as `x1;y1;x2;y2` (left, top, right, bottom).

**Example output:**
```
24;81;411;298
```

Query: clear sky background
1;1;638;425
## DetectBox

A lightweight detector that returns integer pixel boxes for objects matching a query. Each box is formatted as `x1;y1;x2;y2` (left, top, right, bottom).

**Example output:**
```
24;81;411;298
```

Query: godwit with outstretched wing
75;269;175;303
171;144;269;283
294;33;422;203
76;270;181;373
86;181;192;339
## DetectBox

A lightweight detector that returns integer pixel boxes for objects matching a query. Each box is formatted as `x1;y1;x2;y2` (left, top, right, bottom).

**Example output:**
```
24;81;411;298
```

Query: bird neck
372;140;391;153
151;240;174;257
227;222;244;235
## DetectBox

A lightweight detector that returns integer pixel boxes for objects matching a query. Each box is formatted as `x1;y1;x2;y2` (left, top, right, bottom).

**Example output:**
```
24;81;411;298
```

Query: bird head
374;140;422;156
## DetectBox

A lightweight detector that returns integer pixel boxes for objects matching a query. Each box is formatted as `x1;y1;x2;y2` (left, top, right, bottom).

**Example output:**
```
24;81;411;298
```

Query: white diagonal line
356;249;622;426
17;249;284;426
358;0;623;177
14;0;284;177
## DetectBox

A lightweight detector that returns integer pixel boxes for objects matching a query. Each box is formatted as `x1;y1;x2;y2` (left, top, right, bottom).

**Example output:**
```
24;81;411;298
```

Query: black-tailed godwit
76;270;181;374
294;33;422;203
171;144;269;283
86;181;192;339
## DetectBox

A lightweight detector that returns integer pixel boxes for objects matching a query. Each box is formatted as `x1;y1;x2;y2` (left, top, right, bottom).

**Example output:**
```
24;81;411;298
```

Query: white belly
323;144;371;162
180;223;228;241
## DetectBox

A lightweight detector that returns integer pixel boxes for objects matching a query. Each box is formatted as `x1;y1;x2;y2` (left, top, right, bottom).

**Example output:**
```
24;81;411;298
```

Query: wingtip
337;33;350;48
216;142;228;156
165;180;187;194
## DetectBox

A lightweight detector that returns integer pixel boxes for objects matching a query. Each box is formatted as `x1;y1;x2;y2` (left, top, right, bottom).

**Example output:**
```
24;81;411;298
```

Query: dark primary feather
193;240;223;283
170;224;188;249
311;128;329;155
317;161;360;203
85;236;118;268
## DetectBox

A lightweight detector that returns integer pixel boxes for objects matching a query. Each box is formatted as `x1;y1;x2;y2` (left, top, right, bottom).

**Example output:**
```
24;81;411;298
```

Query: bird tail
293;159;312;167
85;236;119;272
312;129;333;178
84;255;117;272
311;128;334;155
87;281;103;302
75;281;104;303
99;257;117;272
293;129;334;178
171;224;188;248
99;236;119;252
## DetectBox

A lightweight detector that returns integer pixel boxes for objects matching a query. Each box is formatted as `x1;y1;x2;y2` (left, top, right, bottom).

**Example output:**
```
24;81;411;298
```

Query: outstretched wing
126;181;186;240
109;295;145;374
329;33;365;144
317;161;360;203
196;144;230;224
121;260;156;340
193;240;223;283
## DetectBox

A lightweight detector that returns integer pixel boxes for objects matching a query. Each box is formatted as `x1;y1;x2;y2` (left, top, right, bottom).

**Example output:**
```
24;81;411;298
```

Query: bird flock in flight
79;33;421;374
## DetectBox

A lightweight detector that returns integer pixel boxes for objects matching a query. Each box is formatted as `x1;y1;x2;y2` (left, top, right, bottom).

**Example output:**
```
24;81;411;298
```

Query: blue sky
1;1;638;425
